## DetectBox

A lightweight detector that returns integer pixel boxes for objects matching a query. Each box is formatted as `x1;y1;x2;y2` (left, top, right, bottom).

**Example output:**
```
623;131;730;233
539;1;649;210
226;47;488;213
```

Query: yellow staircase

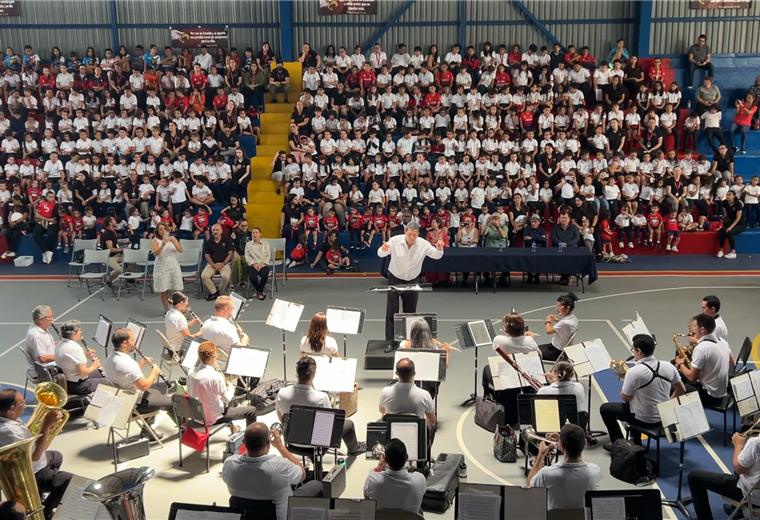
246;62;302;238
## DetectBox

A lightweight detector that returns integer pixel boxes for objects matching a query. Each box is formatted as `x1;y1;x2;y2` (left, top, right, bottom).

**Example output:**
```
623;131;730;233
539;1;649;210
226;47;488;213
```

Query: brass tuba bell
0;435;45;520
82;466;155;520
27;382;69;449
610;360;629;380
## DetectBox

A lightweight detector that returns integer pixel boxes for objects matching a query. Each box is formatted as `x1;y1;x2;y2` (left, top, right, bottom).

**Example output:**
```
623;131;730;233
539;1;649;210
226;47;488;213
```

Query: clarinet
184;306;202;324
51;323;61;340
132;345;173;388
81;338;107;377
231;319;246;342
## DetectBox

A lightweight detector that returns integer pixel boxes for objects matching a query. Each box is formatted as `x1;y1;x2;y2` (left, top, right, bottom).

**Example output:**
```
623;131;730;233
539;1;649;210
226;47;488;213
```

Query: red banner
0;1;19;16
690;0;751;8
170;27;229;49
319;0;377;15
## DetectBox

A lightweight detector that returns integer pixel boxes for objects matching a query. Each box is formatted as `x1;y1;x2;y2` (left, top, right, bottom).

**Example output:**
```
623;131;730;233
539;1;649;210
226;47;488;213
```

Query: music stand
287;498;377;520
656;392;710;520
563;338;613;438
310;356;357;394
585;490;663;520
731;369;760;418
93;314;113;356
84;384;145;471
229;291;248;322
169;502;245;520
179;336;207;373
385;414;428;466
52;475;110;520
287;405;346;477
455;483;503;520
326;306;366;357
125;317;147;352
367;283;433;351
226;347;271;395
622;311;657;360
455;319;497;406
265;299;304;381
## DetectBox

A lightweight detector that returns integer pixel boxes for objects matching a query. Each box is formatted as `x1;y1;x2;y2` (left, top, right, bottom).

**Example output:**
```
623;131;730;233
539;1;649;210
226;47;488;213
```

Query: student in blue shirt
22;46;39;73
4;47;21;72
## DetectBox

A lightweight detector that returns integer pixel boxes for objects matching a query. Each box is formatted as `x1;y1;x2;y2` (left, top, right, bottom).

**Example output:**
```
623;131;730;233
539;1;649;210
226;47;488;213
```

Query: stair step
259;133;291;145
255;144;283;157
248;191;281;204
250;179;276;191
263;103;296;114
251;156;271;167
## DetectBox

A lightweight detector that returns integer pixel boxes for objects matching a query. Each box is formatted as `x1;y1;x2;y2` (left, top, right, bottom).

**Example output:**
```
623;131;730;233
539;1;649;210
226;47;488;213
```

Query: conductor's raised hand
380;242;390;252
436;239;444;250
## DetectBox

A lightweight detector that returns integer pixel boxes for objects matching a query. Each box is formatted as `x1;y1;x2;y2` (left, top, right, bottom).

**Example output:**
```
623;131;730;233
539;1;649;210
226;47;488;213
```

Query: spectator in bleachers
268;61;291;103
695;76;721;116
729;94;757;155
687;34;714;89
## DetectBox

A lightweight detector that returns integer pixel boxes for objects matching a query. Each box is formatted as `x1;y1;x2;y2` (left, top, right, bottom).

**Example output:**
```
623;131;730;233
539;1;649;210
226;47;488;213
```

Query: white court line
455;405;514;487
0;289;103;360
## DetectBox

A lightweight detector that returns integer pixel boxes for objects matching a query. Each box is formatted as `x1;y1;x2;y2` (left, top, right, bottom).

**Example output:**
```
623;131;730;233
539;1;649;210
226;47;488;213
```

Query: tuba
610;360;629;380
27;382;69;449
82;466;155;520
0;435;45;520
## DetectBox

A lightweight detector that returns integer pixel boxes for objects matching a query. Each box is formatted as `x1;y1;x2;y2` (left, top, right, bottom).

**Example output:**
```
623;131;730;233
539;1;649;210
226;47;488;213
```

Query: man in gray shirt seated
688;34;714;88
364;438;427;511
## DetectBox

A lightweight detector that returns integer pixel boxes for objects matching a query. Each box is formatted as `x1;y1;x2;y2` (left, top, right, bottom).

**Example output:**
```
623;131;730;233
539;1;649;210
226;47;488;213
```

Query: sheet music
95;317;110;348
326;308;363;335
623;312;652;346
584;340;612;373
675;400;710;440
516;353;548;385
751;370;760;396
534;400;560;433
489;357;521;390
393;350;441;382
468;320;492;346
394;285;422;291
310;410;335;447
52;476;111;520
390;422;419;461
563;343;588;365
503;487;546;520
89;388;109;408
458;493;501;520
329;511;363;520
290;508;327;520
266;299;304;332
591;496;626;520
95;394;122;427
226;348;269;378
738;395;760;418
230;292;246;321
311;357;357;393
181;340;202;370
734;377;756;402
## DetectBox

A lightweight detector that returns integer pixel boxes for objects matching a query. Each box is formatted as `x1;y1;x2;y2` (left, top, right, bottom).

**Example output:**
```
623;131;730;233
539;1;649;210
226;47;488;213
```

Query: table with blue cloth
381;247;598;294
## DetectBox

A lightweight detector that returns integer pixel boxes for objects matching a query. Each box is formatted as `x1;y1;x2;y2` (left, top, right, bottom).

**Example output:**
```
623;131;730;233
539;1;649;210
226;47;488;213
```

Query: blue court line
596;369;734;519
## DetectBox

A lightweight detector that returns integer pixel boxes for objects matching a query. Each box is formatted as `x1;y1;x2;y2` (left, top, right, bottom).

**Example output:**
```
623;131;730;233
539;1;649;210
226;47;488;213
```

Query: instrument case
422;453;463;512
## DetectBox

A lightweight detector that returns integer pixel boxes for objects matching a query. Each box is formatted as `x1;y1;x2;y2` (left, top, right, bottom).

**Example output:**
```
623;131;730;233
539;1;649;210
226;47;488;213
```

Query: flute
132;344;173;388
81;338;107;377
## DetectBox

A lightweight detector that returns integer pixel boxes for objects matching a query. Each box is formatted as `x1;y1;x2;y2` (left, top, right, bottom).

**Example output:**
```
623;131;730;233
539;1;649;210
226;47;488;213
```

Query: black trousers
685;381;727;409
36;450;73;518
483;364;524;427
385;273;419;341
599;401;661;443
214;405;258;427
67;372;110;395
688;469;742;520
33;223;59;253
247;265;270;294
538;343;563;362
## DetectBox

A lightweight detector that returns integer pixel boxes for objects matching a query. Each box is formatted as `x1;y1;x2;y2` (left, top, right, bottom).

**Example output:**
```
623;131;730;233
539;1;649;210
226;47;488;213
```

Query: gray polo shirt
275;383;332;417
364;469;427;512
688;43;711;63
621;356;681;423
379;382;434;419
530;460;601;509
697;84;720;104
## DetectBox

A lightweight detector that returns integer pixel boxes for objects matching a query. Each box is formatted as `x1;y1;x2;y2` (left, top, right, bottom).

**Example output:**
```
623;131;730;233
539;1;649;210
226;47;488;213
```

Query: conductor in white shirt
377;222;444;342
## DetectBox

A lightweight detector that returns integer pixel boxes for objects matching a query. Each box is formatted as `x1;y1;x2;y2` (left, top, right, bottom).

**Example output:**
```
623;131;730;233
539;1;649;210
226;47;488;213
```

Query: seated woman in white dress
300;312;339;357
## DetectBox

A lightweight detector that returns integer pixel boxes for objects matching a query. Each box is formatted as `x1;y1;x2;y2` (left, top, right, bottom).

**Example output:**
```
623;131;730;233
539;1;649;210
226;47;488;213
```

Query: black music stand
455;319;497;406
586;489;663;520
93;314;113;357
287;405;346;478
518;394;579;476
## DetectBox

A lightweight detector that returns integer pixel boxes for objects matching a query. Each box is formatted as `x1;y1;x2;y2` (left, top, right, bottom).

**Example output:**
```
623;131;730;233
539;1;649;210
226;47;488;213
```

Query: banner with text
319;0;377;15
171;27;229;48
0;1;19;16
690;0;751;8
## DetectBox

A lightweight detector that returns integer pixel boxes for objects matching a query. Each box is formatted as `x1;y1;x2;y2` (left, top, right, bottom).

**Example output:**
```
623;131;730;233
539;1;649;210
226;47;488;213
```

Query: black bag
73;249;85;263
609;438;654;484
493;425;518;463
422;453;463;513
249;379;287;415
474;395;505;432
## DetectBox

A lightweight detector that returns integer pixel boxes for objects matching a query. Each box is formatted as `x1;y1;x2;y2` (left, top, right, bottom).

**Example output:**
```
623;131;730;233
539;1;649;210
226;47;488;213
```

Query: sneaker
726;252;737;259
0;251;8;259
64;245;70;253
628;242;634;248
717;250;725;258
733;146;740;153
656;242;661;249
741;149;746;155
672;246;679;252
327;269;335;275
132;243;139;249
619;242;624;248
666;244;671;251
242;197;247;204
5;251;15;258
56;243;62;249
44;251;53;264
348;442;367;457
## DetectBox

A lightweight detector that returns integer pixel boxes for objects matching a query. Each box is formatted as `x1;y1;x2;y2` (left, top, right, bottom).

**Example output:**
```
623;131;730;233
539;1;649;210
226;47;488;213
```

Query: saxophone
674;319;695;370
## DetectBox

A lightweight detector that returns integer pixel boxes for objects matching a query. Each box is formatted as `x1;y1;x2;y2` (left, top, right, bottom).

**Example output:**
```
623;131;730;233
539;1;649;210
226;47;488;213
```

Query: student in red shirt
287;233;308;268
323;207;339;232
599;208;613;256
508;45;522;71
190;64;208;88
212;88;228;112
664;209;681;252
345;66;361;96
648;57;664;85
193;205;211;240
647;203;663;248
366;204;388;246
303;206;320;249
57;207;74;253
326;240;349;271
38;67;56;92
436;63;454;90
495;65;511;89
519;104;536;133
578;46;596;69
564;45;580;66
424;85;442;113
347;206;366;249
359;62;376;94
71;207;84;240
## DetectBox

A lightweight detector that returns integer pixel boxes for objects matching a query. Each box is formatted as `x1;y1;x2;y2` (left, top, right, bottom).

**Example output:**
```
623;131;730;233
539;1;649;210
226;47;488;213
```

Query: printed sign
0;1;19;16
690;0;751;8
170;27;229;48
319;0;377;15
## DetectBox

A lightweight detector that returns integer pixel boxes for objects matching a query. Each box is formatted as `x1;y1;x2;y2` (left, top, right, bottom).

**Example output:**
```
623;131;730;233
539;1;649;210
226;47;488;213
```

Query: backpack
609;438;654;484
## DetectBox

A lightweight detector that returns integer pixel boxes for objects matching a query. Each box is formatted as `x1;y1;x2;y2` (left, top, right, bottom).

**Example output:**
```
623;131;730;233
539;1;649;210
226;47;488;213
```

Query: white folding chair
67;239;97;287
725;478;760;519
177;249;203;297
138;238;156;277
78;249;111;301
116;249;150;301
156;330;184;383
263;238;287;286
180;239;204;252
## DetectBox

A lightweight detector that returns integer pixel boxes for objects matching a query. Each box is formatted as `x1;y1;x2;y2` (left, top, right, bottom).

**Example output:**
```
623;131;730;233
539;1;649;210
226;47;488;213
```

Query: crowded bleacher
0;34;757;278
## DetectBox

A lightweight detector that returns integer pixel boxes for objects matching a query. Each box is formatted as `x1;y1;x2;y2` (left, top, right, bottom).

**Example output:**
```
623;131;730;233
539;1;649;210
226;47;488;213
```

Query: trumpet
610;359;629;380
270;422;284;441
497;350;544;391
371;442;385;459
27;382;69;450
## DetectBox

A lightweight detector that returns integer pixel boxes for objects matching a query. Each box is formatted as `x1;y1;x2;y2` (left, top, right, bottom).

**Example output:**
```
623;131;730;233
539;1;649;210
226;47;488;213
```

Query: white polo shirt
105;350;145;400
299;336;339;356
377;234;443;281
714;315;729;344
737;437;760;506
202;317;241;358
164;308;188;353
187;363;233;425
275;383;332;417
54;339;87;383
530;460;601;510
691;333;731;398
222;453;303;520
379;382;434;419
492;335;539;355
537;381;587;413
551;314;579;351
363;468;427;512
25;324;56;379
0;417;47;473
622;356;681;423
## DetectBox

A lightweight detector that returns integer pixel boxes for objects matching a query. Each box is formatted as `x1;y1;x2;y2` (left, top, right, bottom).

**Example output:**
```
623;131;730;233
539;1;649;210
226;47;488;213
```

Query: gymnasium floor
1;275;757;519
